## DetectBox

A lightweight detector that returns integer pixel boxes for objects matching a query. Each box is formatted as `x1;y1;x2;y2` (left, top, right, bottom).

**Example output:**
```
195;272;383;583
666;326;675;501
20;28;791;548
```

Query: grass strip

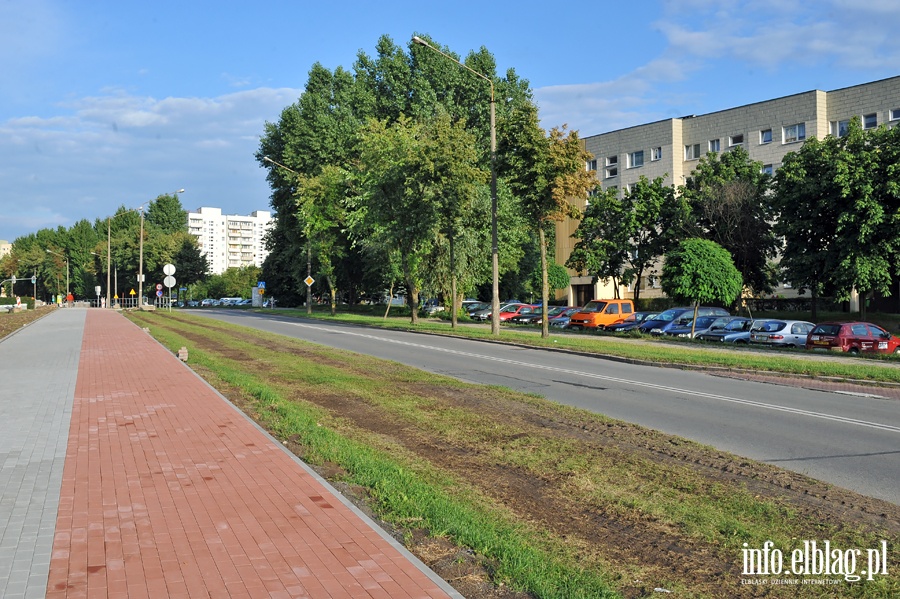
259;308;900;383
138;316;619;599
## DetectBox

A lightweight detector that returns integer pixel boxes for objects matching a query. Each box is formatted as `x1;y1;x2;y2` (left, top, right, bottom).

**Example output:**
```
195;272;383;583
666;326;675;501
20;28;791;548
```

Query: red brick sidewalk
47;310;456;599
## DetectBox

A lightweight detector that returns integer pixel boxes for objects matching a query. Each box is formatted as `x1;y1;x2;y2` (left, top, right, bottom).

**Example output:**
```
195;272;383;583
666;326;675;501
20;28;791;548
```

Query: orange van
567;299;634;330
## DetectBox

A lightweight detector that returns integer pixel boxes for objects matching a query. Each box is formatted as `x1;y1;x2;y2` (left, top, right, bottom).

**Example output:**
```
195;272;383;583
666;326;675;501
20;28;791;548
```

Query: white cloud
0;86;302;240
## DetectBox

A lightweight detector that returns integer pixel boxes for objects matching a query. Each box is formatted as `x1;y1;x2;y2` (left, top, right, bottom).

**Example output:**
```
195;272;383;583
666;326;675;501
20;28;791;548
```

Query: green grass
135;315;619;599
251;306;900;383
134;311;900;598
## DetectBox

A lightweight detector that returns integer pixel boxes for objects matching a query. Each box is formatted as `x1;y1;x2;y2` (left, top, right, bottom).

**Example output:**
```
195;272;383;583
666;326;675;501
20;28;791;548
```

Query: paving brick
27;309;461;598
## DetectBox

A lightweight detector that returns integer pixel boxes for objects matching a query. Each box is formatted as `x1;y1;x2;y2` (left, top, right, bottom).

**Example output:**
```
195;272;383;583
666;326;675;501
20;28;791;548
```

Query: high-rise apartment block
556;75;900;305
187;207;272;275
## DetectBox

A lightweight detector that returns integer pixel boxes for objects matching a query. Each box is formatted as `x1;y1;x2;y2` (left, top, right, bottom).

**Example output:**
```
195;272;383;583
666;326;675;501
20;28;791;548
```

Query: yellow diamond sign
304;276;315;287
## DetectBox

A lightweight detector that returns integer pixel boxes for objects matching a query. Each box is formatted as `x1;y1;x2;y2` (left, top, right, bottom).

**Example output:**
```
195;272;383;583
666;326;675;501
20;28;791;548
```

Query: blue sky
2;0;899;242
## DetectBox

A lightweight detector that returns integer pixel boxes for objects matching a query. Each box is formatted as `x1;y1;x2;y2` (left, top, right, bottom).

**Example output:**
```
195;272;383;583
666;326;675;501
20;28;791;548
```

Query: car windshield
581;300;608;313
653;308;684;323
547;306;566;316
708;317;733;330
760;321;786;332
690;316;717;329
812;324;842;335
725;319;748;332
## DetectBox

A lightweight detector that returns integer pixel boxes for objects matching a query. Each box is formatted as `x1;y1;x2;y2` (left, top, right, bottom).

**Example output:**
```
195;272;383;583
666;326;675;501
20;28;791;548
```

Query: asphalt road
189;310;900;505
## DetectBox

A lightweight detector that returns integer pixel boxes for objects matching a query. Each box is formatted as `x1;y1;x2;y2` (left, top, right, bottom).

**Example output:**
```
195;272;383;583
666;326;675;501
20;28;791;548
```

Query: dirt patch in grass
138;313;900;598
0;306;53;340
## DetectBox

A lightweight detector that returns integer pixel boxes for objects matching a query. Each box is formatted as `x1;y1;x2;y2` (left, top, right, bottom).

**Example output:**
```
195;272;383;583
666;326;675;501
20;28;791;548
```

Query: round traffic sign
156;283;163;291
163;263;176;276
163;275;176;288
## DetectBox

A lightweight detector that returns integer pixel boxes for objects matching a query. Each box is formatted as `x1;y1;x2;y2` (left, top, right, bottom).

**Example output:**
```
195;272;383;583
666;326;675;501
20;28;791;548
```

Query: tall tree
498;103;595;337
679;146;777;295
829;119;900;317
661;238;743;336
772;136;841;320
146;193;188;235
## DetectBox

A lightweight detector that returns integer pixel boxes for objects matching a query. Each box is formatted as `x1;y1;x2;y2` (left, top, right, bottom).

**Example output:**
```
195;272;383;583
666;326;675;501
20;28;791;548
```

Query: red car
806;322;900;355
498;304;540;322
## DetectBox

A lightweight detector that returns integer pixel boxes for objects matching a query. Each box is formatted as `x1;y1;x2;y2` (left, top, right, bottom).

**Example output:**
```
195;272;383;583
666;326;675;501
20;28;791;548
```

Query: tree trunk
690;301;699;338
327;276;337;316
810;280;818;322
383;281;393;319
539;228;550;339
450;233;457;329
402;252;418;325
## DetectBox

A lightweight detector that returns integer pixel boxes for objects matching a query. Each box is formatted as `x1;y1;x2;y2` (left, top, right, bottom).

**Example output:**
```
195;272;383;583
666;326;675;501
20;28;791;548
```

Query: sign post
163;264;176;312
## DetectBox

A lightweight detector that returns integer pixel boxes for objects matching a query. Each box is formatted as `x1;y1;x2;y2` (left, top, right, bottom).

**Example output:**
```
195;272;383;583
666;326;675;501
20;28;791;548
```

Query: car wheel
848;347;860;355
893;347;900;355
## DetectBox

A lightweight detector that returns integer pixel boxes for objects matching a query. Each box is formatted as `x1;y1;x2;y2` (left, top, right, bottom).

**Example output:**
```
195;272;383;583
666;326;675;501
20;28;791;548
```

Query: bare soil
0;305;53;339
136;313;900;598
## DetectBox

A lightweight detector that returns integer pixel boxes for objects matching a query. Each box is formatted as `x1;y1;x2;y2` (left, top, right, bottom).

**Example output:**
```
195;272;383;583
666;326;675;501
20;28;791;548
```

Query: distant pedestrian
66;292;73;307
15;295;21;308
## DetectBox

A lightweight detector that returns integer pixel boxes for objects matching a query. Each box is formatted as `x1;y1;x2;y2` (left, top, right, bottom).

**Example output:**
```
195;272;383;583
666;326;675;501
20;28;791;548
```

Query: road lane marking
283;321;900;435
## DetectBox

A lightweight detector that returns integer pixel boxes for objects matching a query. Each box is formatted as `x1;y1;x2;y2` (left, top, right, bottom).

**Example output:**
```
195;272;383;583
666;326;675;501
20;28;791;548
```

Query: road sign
10;275;15;284
258;281;266;289
163;275;176;288
156;283;163;291
156;290;163;297
129;289;136;296
31;276;36;284
163;263;176;276
304;276;315;287
259;288;265;295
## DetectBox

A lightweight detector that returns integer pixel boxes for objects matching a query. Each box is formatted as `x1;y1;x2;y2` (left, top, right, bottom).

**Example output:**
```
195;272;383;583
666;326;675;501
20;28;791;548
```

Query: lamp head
412;36;429;47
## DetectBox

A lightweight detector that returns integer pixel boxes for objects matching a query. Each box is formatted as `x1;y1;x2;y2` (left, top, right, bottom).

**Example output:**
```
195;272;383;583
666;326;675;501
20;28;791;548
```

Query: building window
708;139;720;153
627;150;644;168
762;164;774;176
651;147;662;161
863;113;878;129
729;134;744;146
830;120;850;137
586;159;597;171
684;143;701;160
890;108;900;121
783;123;806;144
606;167;618;178
760;129;772;144
606;155;618;167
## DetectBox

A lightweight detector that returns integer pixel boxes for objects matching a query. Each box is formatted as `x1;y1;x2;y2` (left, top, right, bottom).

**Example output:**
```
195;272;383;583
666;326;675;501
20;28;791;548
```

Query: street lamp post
45;249;69;299
412;36;500;335
137;189;184;309
263;156;313;315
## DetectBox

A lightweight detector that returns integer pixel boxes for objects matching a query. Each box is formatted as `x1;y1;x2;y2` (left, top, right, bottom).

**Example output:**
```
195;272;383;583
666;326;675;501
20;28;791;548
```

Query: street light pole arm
412;37;494;101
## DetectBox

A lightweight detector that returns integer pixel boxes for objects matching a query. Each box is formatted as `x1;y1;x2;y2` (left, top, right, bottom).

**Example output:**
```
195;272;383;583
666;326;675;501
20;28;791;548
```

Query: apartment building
557;75;900;306
187;207;272;275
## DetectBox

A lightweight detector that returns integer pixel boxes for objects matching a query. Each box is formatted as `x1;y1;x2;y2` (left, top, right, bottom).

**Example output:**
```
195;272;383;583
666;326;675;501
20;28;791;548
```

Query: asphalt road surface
189;310;900;505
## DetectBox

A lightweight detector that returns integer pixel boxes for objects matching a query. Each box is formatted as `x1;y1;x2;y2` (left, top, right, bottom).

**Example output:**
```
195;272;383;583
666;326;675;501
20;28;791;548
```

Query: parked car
640;306;731;335
471;302;523;322
499;304;540;322
549;307;581;328
806;322;900;354
662;315;720;338
567;299;635;330
200;298;218;307
509;305;568;325
696;317;761;344
604;311;657;332
749;320;815;348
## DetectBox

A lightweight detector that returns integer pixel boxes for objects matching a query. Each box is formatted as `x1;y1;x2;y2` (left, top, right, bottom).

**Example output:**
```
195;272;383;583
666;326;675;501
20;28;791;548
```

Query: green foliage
661;238;742;307
258;34;537;309
146;193;188;235
773;118;900;318
679;146;777;294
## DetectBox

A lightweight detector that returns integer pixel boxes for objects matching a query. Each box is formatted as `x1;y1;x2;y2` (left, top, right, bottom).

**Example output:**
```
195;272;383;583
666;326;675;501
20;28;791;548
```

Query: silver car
749;320;815;348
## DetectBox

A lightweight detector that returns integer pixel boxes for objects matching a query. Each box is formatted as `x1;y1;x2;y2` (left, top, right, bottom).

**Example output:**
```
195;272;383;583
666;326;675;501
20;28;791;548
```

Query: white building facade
187;207;272;275
556;75;900;306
